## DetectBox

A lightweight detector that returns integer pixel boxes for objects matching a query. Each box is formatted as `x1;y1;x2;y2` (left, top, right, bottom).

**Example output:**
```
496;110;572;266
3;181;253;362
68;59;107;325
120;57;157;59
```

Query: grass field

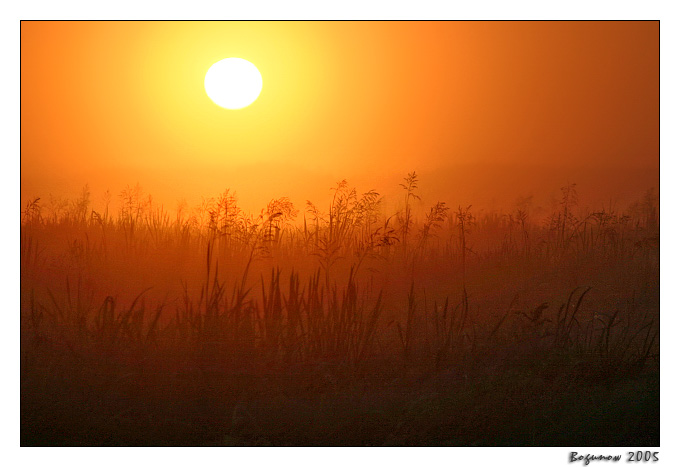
20;175;659;446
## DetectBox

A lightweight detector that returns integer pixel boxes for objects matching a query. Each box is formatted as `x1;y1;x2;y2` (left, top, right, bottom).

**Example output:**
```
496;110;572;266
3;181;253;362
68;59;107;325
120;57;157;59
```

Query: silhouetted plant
398;171;421;248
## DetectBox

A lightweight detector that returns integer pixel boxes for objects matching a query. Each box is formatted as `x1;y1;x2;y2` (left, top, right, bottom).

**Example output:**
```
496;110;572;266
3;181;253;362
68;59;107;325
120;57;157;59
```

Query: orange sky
21;21;659;214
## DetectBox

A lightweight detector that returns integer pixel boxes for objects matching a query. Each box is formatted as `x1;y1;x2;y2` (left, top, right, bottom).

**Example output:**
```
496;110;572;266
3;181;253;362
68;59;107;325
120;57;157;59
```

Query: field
20;175;659;446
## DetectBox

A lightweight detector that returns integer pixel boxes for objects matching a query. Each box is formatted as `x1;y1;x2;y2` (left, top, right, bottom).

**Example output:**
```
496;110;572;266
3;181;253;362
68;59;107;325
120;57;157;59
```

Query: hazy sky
21;21;659;214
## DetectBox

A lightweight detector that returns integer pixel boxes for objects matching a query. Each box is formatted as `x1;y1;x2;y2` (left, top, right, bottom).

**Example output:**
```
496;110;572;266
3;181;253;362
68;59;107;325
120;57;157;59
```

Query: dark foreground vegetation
21;175;659;446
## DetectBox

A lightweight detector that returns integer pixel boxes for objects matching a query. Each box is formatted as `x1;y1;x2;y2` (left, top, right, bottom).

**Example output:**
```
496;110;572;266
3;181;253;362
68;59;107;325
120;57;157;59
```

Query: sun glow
204;58;263;109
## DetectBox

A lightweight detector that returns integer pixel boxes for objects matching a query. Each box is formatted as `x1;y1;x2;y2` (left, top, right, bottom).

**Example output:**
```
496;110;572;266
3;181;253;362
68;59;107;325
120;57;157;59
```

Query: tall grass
20;176;659;445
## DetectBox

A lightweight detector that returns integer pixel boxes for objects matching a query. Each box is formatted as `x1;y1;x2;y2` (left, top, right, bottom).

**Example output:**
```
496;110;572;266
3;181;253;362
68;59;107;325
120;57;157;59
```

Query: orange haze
21;21;659;214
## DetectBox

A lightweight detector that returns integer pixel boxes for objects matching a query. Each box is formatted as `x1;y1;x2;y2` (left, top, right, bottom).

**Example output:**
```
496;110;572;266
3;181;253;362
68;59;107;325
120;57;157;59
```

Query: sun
204;58;263;109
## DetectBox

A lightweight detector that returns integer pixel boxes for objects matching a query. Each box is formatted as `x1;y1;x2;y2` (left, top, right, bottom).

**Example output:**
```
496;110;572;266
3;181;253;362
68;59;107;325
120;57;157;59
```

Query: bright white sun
204;58;263;109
